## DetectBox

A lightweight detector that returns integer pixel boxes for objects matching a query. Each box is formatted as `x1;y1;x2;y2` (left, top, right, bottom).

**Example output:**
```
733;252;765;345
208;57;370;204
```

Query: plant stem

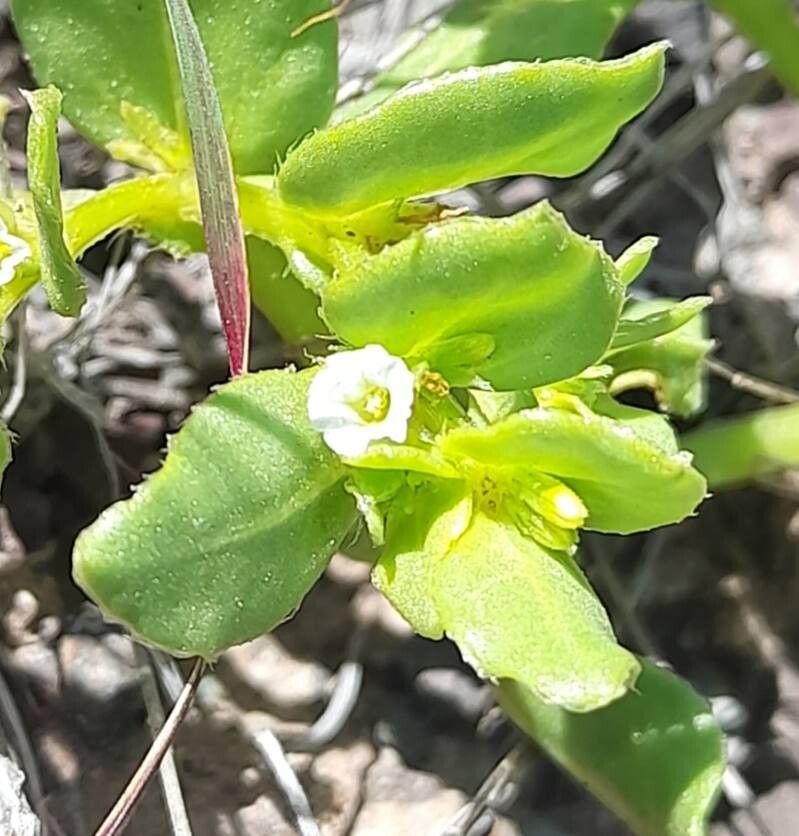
93;658;204;836
137;647;193;836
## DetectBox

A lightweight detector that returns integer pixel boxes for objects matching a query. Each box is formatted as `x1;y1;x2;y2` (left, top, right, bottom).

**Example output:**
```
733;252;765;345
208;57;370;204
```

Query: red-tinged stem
93;658;205;836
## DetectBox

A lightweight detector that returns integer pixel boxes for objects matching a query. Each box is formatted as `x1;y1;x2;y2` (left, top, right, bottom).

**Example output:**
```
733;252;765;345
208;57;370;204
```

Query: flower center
349;384;391;424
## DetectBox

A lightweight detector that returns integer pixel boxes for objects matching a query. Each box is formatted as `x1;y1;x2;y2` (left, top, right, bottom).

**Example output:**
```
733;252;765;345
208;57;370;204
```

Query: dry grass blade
164;0;251;376
137;648;193;836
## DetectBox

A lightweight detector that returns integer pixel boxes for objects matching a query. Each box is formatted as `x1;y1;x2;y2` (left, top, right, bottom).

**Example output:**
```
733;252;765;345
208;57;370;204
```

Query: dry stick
137;647;193;836
292;0;353;38
248;728;321;836
590;59;771;240
439;743;533;836
284;629;364;753
151;656;323;835
93;658;205;836
706;357;799;404
584;539;662;661
192;673;322;836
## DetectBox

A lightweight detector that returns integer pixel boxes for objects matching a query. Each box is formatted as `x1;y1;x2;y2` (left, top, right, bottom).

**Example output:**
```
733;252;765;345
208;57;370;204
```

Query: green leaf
610;297;712;350
0;425;11;489
337;0;640;119
346;443;461;480
22;86;85;317
498;659;725;836
468;389;536;425
432;513;640;711
592;394;680;455
0;174;198;323
12;0;339;174
73;368;357;659
278;43;666;217
710;0;799;95
322;202;625;390
682;403;799;488
248;237;326;343
372;479;472;640
165;0;250;376
0;173;329;341
616;235;658;286
608;298;714;418
441;405;707;533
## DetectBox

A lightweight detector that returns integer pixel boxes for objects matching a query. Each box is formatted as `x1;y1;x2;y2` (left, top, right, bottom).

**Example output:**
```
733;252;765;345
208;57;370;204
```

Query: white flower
0;219;31;286
308;344;416;457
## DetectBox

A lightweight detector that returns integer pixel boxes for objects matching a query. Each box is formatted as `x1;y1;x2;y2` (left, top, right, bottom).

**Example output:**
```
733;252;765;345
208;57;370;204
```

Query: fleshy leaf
0;174;197;323
432;513;640;711
498;659;725;836
22;86;85;317
345;443;461;480
372;479;472;639
322;202;625;390
608;298;714;417
683;403;799;488
73;369;357;659
278;44;666;217
616;235;658;286
337;0;640;119
592;394;680;455
610;297;712;350
12;0;338;174
247;237;326;344
441;406;707;533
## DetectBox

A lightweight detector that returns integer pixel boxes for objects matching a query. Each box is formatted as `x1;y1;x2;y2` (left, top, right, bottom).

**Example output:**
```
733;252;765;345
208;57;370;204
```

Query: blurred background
0;0;797;833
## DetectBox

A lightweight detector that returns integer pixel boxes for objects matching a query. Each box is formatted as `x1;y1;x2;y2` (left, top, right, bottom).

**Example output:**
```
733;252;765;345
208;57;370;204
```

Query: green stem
682;403;799;488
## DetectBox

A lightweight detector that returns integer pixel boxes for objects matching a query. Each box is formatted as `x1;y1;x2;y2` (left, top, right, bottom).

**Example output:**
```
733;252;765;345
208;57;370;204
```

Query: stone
223;635;331;715
352;747;521;836
415;667;490;722
4;643;60;702
57;635;141;732
0;508;25;575
713;781;799;836
0;755;40;836
351;584;412;639
2;591;39;646
310;741;376;835
234;794;295;836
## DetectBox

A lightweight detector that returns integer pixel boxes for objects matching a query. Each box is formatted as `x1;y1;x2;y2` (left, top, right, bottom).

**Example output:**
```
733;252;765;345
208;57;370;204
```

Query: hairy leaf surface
73;369;357;658
442;406;707;533
338;0;640;119
23;86;85;316
279;44;666;216
433;513;640;711
323;202;624;390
